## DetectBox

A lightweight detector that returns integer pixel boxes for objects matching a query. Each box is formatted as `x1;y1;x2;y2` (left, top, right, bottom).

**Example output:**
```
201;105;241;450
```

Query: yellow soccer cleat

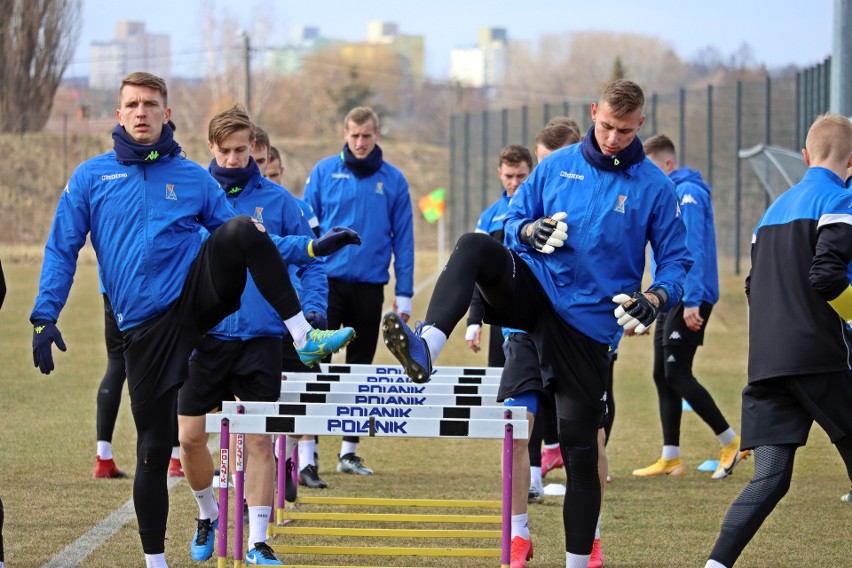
712;436;750;479
632;457;685;477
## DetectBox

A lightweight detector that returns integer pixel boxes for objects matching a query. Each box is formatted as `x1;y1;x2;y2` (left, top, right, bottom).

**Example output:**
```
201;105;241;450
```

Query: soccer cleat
245;541;283;565
284;458;297;503
93;457;127;479
190;517;217;562
168;457;185;478
299;465;328;488
528;484;543;504
841;491;851;503
541;445;564;477
337;453;374;475
381;312;432;383
588;538;604;568
712;437;750;479
632;457;685;477
296;327;356;368
510;535;534;568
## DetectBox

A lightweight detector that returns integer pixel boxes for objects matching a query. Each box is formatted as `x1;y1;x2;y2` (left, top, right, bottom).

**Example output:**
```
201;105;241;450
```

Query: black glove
32;321;66;375
305;310;328;330
519;212;568;254
612;288;668;333
310;227;362;257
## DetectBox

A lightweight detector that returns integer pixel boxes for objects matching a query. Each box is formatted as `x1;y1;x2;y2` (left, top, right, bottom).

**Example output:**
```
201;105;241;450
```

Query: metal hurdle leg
216;418;230;568
234;405;246;567
501;410;513;568
275;436;285;525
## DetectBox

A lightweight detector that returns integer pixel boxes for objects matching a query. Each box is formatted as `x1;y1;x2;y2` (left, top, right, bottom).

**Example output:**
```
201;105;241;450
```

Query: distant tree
0;0;81;132
610;56;626;82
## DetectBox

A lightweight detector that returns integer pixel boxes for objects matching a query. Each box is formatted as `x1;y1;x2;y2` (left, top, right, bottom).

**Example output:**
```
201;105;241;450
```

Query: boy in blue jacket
382;79;692;568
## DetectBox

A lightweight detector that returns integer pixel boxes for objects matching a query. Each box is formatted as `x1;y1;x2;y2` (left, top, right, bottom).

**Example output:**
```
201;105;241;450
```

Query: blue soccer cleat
190;517;218;561
245;541;283;565
381;312;432;383
296;327;356;367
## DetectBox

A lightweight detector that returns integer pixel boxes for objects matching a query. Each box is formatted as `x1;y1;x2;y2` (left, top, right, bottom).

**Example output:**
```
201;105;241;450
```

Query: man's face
345;120;378;159
208;128;254;169
116;85;171;145
591;101;644;156
266;157;283;184
252;144;269;174
497;161;531;197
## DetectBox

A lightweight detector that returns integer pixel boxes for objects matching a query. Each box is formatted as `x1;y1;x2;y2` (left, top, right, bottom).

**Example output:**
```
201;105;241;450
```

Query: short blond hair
208;105;254;147
344;107;379;132
600;79;645;118
120;72;168;105
805;114;852;163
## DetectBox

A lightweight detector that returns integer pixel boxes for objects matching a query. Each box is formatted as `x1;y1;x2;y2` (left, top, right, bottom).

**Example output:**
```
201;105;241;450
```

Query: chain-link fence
449;72;833;274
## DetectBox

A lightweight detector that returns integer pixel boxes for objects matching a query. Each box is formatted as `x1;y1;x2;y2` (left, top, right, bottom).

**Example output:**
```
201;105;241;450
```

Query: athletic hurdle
318;363;503;377
208;399;528;568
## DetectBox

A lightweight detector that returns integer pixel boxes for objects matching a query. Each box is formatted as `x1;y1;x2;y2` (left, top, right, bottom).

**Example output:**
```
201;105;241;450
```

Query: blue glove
32;321;66;375
305;310;328;330
310;227;361;257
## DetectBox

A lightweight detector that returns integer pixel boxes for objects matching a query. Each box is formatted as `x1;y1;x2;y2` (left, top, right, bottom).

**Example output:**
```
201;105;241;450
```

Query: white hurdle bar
208;405;526;567
279;391;501;406
222;400;525;421
283;371;500;385
319;363;503;377
281;381;500;396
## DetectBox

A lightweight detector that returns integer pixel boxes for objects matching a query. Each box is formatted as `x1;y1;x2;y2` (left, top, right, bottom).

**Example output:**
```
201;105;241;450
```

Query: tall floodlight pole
831;0;852;115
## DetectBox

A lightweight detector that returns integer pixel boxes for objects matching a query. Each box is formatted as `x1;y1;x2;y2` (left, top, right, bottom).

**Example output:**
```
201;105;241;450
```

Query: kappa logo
331;173;349;179
101;173;128;181
254;207;264;223
165;184;177;200
669;331;682;340
559;171;585;180
681;194;697;206
613;195;627;213
375;182;384;195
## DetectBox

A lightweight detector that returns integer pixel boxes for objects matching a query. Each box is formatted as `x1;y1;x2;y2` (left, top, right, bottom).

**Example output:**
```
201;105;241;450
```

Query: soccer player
304;106;415;476
705;113;852;567
30;72;356;568
382;79;691;568
633;134;748;480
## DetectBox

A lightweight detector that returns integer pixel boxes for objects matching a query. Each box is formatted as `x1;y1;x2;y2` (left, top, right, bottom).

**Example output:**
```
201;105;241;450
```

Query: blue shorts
503;390;540;416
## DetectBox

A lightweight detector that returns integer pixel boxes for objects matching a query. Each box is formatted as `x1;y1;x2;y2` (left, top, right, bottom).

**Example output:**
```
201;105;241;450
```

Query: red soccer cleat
94;457;127;479
510;536;534;568
588;538;604;568
168;457;185;478
541;445;564;477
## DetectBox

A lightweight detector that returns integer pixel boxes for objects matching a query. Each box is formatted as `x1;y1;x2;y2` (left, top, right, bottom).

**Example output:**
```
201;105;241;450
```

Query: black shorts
123;235;240;411
740;371;852;449
497;332;545;401
103;295;123;359
654;301;713;347
482;251;610;420
178;336;283;416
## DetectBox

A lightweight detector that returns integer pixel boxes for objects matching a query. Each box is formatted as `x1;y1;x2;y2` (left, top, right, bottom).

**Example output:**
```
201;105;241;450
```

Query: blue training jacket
31;150;310;331
475;191;511;235
503;143;693;345
303;153;415;297
665;167;719;307
207;168;328;340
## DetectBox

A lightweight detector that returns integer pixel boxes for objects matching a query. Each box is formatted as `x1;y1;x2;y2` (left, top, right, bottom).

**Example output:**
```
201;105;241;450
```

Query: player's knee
137;440;171;473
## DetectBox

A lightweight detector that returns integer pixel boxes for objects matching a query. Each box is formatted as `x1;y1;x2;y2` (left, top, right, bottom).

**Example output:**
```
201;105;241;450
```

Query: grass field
0;251;849;567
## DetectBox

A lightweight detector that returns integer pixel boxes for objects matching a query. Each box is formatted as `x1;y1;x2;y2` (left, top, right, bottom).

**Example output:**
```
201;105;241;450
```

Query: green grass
0;253;849;567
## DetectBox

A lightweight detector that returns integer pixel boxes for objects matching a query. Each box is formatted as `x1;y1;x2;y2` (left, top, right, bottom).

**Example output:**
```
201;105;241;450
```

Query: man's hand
613;289;666;334
519;212;568;254
683;306;704;332
309;227;361;257
32;321;66;375
394;296;411;323
305;310;328;330
465;324;482;353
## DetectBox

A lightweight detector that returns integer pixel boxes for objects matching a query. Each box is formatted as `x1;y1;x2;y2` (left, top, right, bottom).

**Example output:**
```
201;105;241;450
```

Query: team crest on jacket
165;184;177;200
254;207;264;223
613;195;627;213
376;182;384;195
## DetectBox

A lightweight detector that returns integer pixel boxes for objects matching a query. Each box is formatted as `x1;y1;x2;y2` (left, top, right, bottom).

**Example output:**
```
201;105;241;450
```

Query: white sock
285;313;313;347
530;466;543;490
566;552;590;568
705;560;728;568
97;441;113;460
717;428;736;447
285;436;298;461
299;439;316;467
191;485;219;522
511;513;529;539
420;325;447;363
171;446;180;459
248;506;272;547
544;443;560;450
662;445;680;459
595;514;602;539
144;553;168;568
340;440;358;457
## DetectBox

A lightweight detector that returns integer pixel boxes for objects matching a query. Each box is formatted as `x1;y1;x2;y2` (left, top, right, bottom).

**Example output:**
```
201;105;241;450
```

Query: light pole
237;29;251;113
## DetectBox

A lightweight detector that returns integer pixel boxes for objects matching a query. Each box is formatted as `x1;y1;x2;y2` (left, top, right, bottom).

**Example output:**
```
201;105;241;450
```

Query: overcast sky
68;0;836;80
